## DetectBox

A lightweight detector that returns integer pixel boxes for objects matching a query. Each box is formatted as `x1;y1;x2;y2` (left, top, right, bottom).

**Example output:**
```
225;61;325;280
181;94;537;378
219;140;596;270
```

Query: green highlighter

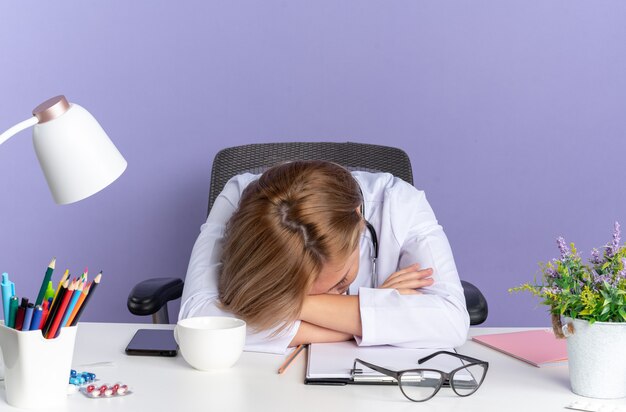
7;296;18;328
35;258;56;306
43;281;55;302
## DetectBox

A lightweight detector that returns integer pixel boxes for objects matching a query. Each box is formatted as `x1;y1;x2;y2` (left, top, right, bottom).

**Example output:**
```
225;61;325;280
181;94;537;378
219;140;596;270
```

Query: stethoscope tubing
358;184;379;288
364;220;379;288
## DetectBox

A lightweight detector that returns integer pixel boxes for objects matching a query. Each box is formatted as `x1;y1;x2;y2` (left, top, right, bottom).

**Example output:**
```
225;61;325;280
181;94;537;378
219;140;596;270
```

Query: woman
179;161;469;354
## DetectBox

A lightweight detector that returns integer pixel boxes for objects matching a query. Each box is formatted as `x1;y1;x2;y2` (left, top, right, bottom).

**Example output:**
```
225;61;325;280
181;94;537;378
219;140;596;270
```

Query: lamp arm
0;116;39;146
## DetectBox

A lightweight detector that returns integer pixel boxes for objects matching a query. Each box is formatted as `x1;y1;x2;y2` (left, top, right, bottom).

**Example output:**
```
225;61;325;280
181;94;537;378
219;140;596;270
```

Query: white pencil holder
0;323;77;408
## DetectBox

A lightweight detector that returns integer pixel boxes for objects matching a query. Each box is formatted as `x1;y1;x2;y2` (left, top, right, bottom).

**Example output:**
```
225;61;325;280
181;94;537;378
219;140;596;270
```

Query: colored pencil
61;281;83;328
49;270;69;310
35;258;56;306
70;272;101;326
278;344;307;374
66;282;90;326
47;280;76;339
42;279;69;337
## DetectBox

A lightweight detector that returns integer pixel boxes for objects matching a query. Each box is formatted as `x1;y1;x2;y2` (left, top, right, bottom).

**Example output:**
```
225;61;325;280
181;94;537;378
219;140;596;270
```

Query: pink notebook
472;329;567;367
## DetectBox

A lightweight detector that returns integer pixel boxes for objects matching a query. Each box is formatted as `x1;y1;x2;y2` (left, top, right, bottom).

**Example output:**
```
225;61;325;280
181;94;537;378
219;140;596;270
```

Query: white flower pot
565;317;626;399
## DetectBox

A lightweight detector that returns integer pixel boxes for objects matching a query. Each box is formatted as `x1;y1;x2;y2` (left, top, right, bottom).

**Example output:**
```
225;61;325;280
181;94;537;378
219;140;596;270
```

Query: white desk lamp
0;95;127;204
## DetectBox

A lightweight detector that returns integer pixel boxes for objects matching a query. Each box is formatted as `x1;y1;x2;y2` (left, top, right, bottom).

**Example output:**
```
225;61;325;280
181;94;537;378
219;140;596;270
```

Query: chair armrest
127;277;184;317
461;280;488;326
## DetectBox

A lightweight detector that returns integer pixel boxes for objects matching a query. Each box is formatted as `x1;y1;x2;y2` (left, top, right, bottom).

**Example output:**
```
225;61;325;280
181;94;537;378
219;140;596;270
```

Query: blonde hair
218;161;363;332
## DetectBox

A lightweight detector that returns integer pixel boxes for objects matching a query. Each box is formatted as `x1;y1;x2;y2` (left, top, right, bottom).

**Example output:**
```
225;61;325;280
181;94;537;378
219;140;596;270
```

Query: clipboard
304;341;464;386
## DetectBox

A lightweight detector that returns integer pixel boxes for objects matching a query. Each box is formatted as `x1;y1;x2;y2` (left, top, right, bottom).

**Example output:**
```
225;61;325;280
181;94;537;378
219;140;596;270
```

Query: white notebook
305;341;466;385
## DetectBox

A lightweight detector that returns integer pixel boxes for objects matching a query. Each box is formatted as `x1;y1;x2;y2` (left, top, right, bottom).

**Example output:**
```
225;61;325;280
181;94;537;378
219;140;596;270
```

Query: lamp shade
31;97;127;204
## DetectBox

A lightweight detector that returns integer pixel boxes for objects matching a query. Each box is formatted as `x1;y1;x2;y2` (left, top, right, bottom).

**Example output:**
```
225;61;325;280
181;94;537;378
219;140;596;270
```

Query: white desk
1;323;624;411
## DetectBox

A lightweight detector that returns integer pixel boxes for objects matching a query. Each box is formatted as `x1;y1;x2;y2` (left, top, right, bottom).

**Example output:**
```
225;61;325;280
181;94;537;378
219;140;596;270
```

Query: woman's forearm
300;294;362;336
289;321;353;347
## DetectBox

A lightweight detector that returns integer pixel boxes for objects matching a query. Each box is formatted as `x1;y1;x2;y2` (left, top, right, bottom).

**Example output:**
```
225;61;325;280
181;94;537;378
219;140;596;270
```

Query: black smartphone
125;329;178;357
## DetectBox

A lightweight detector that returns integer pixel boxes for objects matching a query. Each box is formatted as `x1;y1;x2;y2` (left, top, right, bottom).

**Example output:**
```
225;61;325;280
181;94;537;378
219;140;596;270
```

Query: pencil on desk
70;272;101;326
35;258;56;306
278;344;306;374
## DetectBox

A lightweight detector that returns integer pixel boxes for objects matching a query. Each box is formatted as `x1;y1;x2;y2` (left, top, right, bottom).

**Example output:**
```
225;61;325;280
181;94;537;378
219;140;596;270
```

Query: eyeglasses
351;351;489;402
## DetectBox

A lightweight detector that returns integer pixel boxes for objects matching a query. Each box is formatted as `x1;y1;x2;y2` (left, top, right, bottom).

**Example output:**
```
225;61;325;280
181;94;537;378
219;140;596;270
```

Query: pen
8;296;18;328
22;303;35;331
278;344;307;374
29;305;43;330
39;300;50;330
1;272;15;324
14;298;28;330
35;258;56;306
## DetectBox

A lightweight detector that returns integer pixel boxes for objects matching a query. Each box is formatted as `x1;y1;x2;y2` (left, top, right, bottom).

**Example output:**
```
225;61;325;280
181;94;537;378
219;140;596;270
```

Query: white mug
174;316;246;371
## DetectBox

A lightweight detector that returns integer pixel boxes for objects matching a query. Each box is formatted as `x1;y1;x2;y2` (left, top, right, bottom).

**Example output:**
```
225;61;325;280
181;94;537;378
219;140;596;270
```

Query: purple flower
556;237;570;259
545;262;558;278
542;286;561;295
606;221;621;258
590;248;603;265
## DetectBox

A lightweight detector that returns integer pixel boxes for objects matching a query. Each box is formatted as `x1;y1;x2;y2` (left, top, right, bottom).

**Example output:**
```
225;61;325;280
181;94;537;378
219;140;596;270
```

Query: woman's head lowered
218;160;364;332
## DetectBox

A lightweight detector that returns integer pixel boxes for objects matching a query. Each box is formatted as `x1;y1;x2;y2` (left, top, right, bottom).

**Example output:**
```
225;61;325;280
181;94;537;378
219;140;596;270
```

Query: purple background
1;1;625;327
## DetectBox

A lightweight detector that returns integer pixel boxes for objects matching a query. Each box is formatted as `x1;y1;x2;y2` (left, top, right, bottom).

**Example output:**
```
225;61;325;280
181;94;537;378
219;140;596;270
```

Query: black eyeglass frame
352;351;489;402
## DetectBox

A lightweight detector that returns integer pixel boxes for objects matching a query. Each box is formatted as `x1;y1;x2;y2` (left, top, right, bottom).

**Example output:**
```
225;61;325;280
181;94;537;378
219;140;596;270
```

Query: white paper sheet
306;341;468;382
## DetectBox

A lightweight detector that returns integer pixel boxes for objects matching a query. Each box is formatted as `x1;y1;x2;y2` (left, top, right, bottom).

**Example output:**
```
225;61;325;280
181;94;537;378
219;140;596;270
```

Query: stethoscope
364;219;379;288
359;187;379;288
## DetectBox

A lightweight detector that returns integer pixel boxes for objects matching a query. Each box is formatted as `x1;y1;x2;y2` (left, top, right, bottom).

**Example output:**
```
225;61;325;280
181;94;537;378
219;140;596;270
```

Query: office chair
127;142;489;325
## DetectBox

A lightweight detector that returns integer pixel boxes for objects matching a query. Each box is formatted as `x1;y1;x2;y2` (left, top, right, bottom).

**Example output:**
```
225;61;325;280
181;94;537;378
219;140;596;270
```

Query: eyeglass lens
451;364;487;396
398;363;487;402
398;371;444;402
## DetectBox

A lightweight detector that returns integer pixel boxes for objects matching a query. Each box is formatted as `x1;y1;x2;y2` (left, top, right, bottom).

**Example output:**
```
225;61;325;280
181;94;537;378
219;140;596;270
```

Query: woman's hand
379;263;434;295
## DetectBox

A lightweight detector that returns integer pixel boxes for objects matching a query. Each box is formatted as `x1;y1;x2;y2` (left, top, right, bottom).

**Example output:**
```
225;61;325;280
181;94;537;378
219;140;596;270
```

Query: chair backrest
207;142;413;215
128;142;486;326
